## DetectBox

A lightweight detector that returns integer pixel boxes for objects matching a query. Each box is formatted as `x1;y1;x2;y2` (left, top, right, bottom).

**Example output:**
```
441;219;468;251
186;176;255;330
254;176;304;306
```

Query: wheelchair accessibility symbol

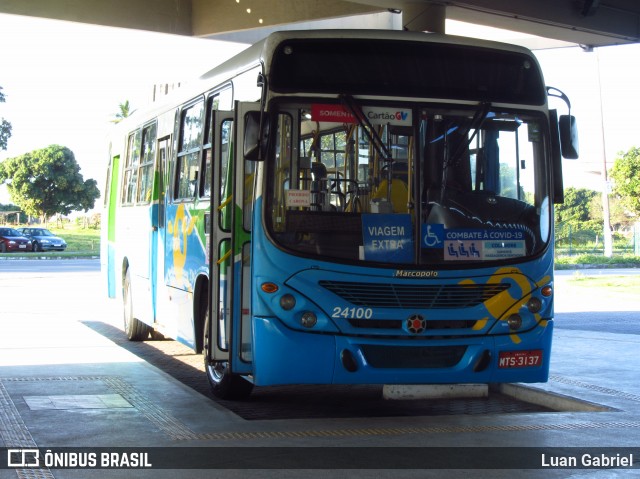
422;224;444;248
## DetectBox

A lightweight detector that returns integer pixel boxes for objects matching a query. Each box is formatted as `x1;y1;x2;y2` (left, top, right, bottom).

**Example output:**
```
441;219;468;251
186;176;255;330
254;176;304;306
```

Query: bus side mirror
559;115;579;160
244;111;269;161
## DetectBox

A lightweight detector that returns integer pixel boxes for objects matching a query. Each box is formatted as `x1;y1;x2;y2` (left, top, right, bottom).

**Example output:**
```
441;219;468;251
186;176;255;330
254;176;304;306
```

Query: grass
567;273;640;290
49;226;100;253
555;253;640;269
563;272;640;301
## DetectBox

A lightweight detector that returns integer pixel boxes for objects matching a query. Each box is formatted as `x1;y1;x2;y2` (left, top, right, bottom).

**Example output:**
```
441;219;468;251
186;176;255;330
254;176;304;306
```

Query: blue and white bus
102;30;578;399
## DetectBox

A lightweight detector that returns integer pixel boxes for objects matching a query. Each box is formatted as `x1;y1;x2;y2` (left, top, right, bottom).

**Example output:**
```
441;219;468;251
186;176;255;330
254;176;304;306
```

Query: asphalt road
0;258;100;273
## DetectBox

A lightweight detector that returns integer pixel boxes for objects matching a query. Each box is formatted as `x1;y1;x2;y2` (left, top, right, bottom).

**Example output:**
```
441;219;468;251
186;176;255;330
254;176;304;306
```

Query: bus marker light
261;282;279;293
507;314;522;331
280;294;296;310
301;312;317;328
541;285;553;297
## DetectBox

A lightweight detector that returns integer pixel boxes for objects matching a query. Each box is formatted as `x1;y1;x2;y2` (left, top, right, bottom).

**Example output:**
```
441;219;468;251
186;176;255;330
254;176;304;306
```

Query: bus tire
203;308;253;400
123;269;151;341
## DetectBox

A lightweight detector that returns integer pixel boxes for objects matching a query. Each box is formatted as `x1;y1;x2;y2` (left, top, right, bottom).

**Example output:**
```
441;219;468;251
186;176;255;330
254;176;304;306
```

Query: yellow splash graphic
167;203;197;283
461;268;549;344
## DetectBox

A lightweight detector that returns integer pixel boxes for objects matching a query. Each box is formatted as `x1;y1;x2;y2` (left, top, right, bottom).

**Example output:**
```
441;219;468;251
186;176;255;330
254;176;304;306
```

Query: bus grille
319;281;509;309
360;345;467;368
347;318;477;331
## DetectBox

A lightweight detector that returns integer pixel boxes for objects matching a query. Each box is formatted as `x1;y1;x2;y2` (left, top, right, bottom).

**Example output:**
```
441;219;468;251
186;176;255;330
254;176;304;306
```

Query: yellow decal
536;275;551;288
472;317;488;330
167;204;197;283
457;269;549;344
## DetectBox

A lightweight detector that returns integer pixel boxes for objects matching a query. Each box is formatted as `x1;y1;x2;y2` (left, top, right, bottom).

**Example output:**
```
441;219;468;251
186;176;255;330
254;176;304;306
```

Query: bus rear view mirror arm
547;86;579;160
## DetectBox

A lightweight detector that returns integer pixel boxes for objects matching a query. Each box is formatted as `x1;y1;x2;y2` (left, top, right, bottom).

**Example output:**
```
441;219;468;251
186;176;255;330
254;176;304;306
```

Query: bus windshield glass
266;101;550;266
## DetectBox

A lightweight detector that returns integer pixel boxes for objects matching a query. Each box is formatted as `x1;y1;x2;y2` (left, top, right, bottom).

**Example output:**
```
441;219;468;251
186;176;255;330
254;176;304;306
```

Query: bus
102;30;578;400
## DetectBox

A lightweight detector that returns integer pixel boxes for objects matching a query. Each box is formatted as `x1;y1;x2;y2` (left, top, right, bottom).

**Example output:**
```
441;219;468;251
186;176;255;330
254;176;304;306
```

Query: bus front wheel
203;309;253;400
123;269;151;341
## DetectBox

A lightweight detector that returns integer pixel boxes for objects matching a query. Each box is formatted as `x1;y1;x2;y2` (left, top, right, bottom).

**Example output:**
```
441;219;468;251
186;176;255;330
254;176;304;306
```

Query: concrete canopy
0;0;637;48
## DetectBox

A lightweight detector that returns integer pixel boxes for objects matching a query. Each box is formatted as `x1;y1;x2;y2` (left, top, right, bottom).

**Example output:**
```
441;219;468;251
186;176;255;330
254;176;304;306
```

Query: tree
554;186;601;247
610;146;640;217
0;86;12;150
0;145;100;222
554;187;599;231
111;100;135;124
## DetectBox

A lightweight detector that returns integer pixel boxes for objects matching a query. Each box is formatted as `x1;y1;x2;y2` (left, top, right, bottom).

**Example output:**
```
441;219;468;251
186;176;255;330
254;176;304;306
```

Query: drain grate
23;394;132;410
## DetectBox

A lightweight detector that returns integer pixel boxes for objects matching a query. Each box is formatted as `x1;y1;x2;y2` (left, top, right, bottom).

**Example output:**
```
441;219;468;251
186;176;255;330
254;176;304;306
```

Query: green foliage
0;203;27;223
0;86;12;150
0;145;100;220
554;187;600;234
555;254;640;268
111;100;135;124
610;146;640;216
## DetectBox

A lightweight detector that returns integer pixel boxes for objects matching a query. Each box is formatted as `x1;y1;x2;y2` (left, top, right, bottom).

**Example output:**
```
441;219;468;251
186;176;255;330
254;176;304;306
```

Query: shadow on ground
82;320;553;420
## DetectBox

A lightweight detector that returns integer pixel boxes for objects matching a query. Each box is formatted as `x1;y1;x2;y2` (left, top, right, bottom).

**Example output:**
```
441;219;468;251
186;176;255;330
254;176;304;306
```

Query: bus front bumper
251;316;552;386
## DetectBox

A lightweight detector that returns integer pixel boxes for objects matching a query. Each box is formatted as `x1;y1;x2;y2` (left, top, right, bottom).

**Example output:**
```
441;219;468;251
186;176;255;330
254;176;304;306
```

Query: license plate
498;350;542;368
19;244;27;249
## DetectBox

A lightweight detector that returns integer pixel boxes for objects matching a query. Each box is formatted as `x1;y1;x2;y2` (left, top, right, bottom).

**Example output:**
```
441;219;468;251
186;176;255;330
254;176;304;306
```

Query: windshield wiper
447;102;491;169
441;102;491;200
340;94;392;163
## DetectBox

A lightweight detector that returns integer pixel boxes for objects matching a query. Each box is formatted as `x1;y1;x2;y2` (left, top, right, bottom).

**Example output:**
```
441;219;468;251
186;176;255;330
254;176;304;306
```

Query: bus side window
137;122;157;204
219;119;233;232
121;130;141;205
201;95;219;198
175;99;204;200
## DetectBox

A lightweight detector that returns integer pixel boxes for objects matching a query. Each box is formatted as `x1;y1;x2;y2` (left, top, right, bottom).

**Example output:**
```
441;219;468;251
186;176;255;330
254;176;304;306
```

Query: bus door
230;102;259;374
208;110;235;363
207;103;257;375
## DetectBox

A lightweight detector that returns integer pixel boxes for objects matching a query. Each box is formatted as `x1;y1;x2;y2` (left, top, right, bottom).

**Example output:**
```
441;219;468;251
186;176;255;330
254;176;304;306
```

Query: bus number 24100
332;307;373;319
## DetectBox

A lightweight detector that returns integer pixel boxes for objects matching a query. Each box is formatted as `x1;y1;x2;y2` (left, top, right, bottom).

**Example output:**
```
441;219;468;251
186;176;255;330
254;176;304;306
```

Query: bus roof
112;29;544;134
199;28;538;83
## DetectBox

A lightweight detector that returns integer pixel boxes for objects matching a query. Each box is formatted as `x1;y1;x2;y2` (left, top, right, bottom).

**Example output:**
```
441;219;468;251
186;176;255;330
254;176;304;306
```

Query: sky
0;13;248;205
1;13;639;207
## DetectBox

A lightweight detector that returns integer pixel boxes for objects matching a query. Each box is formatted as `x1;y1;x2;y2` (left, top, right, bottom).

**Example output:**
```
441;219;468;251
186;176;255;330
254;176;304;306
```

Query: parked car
0;227;34;253
16;227;67;252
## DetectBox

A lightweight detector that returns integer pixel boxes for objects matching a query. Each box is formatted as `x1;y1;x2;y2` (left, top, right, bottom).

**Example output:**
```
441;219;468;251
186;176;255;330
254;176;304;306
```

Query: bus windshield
266;100;550;266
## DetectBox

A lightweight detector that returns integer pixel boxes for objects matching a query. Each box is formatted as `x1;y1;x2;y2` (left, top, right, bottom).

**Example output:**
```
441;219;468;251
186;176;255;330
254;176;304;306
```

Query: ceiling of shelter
0;0;637;48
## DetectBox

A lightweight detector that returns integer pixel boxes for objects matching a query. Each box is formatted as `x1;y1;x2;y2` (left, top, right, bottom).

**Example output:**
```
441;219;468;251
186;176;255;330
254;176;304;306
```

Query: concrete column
402;3;446;33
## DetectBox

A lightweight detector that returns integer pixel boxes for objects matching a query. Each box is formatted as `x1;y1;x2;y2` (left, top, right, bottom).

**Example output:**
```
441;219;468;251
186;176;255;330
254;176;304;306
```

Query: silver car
17;227;68;252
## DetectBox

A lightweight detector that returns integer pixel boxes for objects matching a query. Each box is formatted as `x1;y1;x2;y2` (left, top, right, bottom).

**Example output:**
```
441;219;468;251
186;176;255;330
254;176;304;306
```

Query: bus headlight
280;294;296;311
526;297;542;313
507;314;523;331
300;311;318;328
